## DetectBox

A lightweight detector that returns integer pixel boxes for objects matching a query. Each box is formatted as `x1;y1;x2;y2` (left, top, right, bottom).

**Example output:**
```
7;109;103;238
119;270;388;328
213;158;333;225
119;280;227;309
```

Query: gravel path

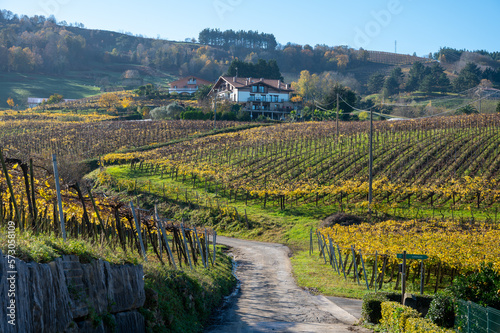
205;236;371;333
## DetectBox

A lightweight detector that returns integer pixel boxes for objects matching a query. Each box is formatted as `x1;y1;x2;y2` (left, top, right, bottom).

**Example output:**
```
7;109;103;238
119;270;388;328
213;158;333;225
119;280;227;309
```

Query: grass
93;165;374;299
0;64;178;109
0;72;101;108
0;230;140;265
142;250;236;333
291;250;368;299
0;229;237;333
96;161;500;301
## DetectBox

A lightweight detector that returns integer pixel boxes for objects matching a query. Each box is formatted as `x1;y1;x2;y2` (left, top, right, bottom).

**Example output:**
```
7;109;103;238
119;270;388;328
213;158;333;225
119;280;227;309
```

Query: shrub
448;262;500;309
380;301;421;332
425;294;455;328
406;317;456;333
362;292;388;323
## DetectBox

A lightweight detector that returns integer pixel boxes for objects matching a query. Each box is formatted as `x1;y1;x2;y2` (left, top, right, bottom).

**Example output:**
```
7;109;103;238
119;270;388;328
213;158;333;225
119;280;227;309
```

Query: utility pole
213;95;217;129
368;106;373;215
336;93;339;142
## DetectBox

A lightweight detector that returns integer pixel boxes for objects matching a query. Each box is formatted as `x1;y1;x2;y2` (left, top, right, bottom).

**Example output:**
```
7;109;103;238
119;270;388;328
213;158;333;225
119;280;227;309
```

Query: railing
455;300;500;333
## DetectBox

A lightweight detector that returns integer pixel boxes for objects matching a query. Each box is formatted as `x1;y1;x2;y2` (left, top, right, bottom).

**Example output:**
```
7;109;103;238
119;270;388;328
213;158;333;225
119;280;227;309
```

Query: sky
2;0;499;56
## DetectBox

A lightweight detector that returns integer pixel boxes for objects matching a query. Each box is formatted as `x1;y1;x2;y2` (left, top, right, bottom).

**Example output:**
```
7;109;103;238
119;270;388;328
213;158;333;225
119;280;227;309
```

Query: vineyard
101;114;500;219
315;219;500;293
0;118;251;166
0;151;222;270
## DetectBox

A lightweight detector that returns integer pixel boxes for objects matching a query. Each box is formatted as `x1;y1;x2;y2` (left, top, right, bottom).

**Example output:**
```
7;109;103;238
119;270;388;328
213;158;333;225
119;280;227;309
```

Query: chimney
286;84;289;89
233;77;236;82
277;80;281;89
260;78;263;81
245;79;248;85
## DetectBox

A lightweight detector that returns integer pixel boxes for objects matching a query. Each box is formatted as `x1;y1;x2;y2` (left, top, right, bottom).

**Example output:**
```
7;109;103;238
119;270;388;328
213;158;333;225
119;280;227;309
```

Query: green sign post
397;254;428;260
397;253;429;299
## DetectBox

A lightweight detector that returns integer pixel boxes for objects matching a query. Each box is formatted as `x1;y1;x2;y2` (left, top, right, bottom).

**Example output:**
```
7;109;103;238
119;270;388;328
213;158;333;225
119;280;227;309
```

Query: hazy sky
2;0;499;56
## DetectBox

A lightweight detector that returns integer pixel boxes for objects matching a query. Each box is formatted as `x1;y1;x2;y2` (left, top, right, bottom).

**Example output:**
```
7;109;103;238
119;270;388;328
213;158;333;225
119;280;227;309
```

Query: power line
380;86;480;108
337;95;394;118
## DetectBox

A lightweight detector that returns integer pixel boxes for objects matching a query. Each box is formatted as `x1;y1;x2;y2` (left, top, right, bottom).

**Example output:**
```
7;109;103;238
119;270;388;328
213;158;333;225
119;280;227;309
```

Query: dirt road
205;236;370;333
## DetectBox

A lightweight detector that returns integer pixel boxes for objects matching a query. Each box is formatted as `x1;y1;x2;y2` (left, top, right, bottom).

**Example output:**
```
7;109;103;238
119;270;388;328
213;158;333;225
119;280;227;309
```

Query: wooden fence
0;150;217;269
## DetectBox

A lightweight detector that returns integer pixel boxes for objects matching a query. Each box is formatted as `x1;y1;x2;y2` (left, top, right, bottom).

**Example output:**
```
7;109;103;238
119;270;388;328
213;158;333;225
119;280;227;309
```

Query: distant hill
0;9;499;108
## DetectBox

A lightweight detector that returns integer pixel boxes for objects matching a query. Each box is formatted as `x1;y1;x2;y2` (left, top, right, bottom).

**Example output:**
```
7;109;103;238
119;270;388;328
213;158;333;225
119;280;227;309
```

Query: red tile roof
169;76;212;87
219;76;293;91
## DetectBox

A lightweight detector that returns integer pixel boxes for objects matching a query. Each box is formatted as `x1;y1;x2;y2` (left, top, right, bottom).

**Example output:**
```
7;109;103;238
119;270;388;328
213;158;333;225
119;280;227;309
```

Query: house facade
209;76;295;119
168;76;212;95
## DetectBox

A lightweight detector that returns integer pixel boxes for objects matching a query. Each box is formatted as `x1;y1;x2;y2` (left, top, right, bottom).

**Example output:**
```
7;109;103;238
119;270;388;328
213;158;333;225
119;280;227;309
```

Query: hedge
381;301;421;332
406;317;455;333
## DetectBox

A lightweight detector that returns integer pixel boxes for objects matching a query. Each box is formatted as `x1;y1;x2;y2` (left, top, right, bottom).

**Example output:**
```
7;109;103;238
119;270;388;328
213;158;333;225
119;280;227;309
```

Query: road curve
205;236;371;333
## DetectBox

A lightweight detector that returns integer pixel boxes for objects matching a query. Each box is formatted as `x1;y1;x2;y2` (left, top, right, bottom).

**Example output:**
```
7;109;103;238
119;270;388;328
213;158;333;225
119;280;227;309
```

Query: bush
425;294;455;328
406;317;455;333
150;105;169;120
181;110;209;120
448;262;500;309
362;292;388;323
380;301;421;332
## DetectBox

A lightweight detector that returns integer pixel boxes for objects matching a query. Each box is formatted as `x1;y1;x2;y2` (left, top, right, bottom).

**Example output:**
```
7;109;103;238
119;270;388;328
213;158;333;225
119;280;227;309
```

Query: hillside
1;9;500;110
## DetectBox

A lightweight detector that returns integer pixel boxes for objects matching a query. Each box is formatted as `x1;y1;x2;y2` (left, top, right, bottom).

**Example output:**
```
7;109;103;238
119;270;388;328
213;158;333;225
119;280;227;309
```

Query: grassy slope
0;72;100;108
0;231;236;333
98;164;372;299
0;63;178;108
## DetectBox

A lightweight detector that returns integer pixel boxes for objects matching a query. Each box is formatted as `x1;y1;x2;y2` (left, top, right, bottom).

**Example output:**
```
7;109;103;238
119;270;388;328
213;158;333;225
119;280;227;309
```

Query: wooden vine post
52;154;66;241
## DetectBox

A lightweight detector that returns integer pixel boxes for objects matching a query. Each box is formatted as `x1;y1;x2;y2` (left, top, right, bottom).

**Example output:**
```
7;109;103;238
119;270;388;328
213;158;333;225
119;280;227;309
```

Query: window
252;86;258;92
261;95;266;102
259;86;265;93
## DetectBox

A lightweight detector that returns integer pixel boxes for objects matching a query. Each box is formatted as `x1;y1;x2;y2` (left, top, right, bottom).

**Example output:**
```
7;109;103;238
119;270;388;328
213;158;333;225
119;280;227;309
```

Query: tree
98;93;120;110
226;58;283;80
44;93;63;104
367;73;385;94
294;70;320;101
6;97;14;108
383;76;399;97
455;104;478;115
453;62;482;92
383;67;404;96
194;84;213;101
405;62;427;91
151;102;185;120
496;101;500;113
322;82;357;115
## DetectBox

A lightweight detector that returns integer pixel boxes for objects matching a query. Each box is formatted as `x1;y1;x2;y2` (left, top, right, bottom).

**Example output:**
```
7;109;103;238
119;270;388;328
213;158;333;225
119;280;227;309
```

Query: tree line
367;61;500;96
225;59;283;80
198;28;277;50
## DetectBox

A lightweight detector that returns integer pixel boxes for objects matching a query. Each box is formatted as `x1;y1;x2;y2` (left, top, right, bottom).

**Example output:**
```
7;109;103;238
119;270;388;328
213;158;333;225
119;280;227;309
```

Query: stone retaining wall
0;250;146;333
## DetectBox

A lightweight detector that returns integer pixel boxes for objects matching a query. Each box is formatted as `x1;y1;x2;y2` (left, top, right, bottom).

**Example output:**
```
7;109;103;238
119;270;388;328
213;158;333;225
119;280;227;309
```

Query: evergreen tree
453;63;482;92
367;73;385;94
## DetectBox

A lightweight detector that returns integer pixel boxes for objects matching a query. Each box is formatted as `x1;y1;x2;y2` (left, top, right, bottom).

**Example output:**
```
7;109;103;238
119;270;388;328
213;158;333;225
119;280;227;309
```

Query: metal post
351;246;360;285
338;245;346;279
420;260;424;295
52;154;66;241
213;95;217;129
360;251;369;290
401;251;406;304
